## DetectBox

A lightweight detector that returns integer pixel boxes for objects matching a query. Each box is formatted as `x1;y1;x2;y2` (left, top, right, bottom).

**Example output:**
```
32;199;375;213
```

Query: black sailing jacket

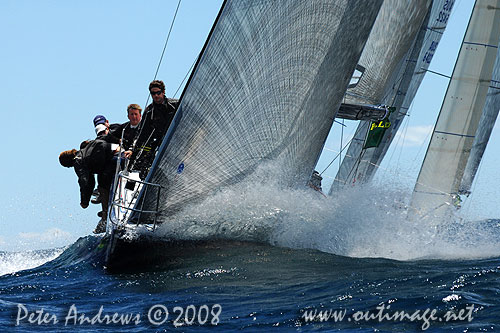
110;121;140;151
135;98;179;151
73;138;115;206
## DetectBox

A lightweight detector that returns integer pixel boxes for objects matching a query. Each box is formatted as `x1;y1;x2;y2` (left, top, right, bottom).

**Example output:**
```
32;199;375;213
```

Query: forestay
135;0;383;221
410;0;500;218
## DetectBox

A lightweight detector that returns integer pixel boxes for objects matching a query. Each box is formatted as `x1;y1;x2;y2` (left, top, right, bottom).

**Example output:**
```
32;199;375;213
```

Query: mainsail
331;0;452;192
134;0;383;221
410;0;500;218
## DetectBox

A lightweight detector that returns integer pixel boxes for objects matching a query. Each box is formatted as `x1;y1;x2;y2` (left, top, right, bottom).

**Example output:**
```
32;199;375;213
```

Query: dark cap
93;115;107;126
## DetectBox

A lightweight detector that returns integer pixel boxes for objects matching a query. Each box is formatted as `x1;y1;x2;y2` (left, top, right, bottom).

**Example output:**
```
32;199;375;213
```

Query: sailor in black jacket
131;80;178;178
110;103;142;152
94;115;121;145
59;135;118;234
74;139;115;206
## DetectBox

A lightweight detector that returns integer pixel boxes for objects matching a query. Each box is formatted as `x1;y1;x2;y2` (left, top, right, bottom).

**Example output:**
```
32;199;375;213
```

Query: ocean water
2;183;500;331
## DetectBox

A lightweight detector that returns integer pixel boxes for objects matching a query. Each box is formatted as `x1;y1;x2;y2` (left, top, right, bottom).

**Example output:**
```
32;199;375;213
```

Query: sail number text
422;41;439;64
436;0;454;24
370;120;391;131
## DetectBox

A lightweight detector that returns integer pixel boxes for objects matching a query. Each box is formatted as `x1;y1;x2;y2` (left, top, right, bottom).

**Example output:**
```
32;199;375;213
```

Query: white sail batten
410;0;500;218
332;0;452;192
135;0;384;220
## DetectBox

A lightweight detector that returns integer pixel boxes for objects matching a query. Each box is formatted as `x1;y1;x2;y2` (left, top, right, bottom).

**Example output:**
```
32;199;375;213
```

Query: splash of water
0;248;64;276
150;163;500;261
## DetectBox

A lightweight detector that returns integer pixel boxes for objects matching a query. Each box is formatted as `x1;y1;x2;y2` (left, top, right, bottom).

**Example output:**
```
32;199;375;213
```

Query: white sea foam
0;249;64;276
155;164;500;261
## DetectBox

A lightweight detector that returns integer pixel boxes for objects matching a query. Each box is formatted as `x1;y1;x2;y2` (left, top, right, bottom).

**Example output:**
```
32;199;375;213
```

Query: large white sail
344;0;431;106
410;0;500;218
459;50;500;194
134;0;383;220
332;0;452;192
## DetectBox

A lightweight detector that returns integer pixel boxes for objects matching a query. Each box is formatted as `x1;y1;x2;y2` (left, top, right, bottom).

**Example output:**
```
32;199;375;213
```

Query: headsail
343;0;432;106
410;0;500;218
135;0;383;221
331;0;452;192
459;48;500;195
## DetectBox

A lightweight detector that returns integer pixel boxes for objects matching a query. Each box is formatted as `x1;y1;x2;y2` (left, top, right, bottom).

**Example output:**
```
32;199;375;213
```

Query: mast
410;0;500;219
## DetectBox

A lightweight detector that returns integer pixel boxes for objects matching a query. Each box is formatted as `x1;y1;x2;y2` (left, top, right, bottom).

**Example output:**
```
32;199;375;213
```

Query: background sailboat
459;43;500;195
410;0;500;219
331;0;453;192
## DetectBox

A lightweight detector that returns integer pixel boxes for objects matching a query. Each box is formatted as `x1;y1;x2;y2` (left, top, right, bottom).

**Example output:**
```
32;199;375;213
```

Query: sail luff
410;0;500;218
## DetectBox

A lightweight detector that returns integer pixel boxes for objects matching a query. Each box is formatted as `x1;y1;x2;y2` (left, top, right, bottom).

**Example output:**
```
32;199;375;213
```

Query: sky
1;0;498;252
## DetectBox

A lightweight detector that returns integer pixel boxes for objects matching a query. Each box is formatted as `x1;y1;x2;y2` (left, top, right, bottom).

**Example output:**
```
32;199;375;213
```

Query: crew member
131;80;178;179
89;115;120;205
112;104;142;158
59;134;119;234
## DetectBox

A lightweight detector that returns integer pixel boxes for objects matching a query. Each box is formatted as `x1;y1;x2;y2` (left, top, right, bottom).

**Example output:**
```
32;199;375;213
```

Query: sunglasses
150;90;162;96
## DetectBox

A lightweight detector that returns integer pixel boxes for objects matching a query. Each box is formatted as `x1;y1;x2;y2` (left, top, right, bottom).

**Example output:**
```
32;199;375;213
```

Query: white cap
95;124;107;135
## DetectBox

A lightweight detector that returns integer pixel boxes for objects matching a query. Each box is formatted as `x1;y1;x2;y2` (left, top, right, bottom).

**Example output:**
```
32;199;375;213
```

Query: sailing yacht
323;0;500;224
331;0;453;191
410;0;500;220
103;0;385;269
101;0;500;269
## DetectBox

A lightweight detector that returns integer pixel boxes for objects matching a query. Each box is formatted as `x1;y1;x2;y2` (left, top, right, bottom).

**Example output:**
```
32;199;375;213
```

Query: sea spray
0;248;64;276
153;172;500;261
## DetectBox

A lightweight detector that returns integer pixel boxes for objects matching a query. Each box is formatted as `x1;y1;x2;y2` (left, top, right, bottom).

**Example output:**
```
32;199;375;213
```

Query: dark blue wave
1;235;500;331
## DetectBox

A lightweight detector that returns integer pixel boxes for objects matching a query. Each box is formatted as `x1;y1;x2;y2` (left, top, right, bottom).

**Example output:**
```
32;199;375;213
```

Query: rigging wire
423;68;451;79
395;108;411;171
134;0;182;150
153;0;182;82
142;0;182;110
319;136;354;175
339;119;344;171
173;57;197;98
410;122;433;166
